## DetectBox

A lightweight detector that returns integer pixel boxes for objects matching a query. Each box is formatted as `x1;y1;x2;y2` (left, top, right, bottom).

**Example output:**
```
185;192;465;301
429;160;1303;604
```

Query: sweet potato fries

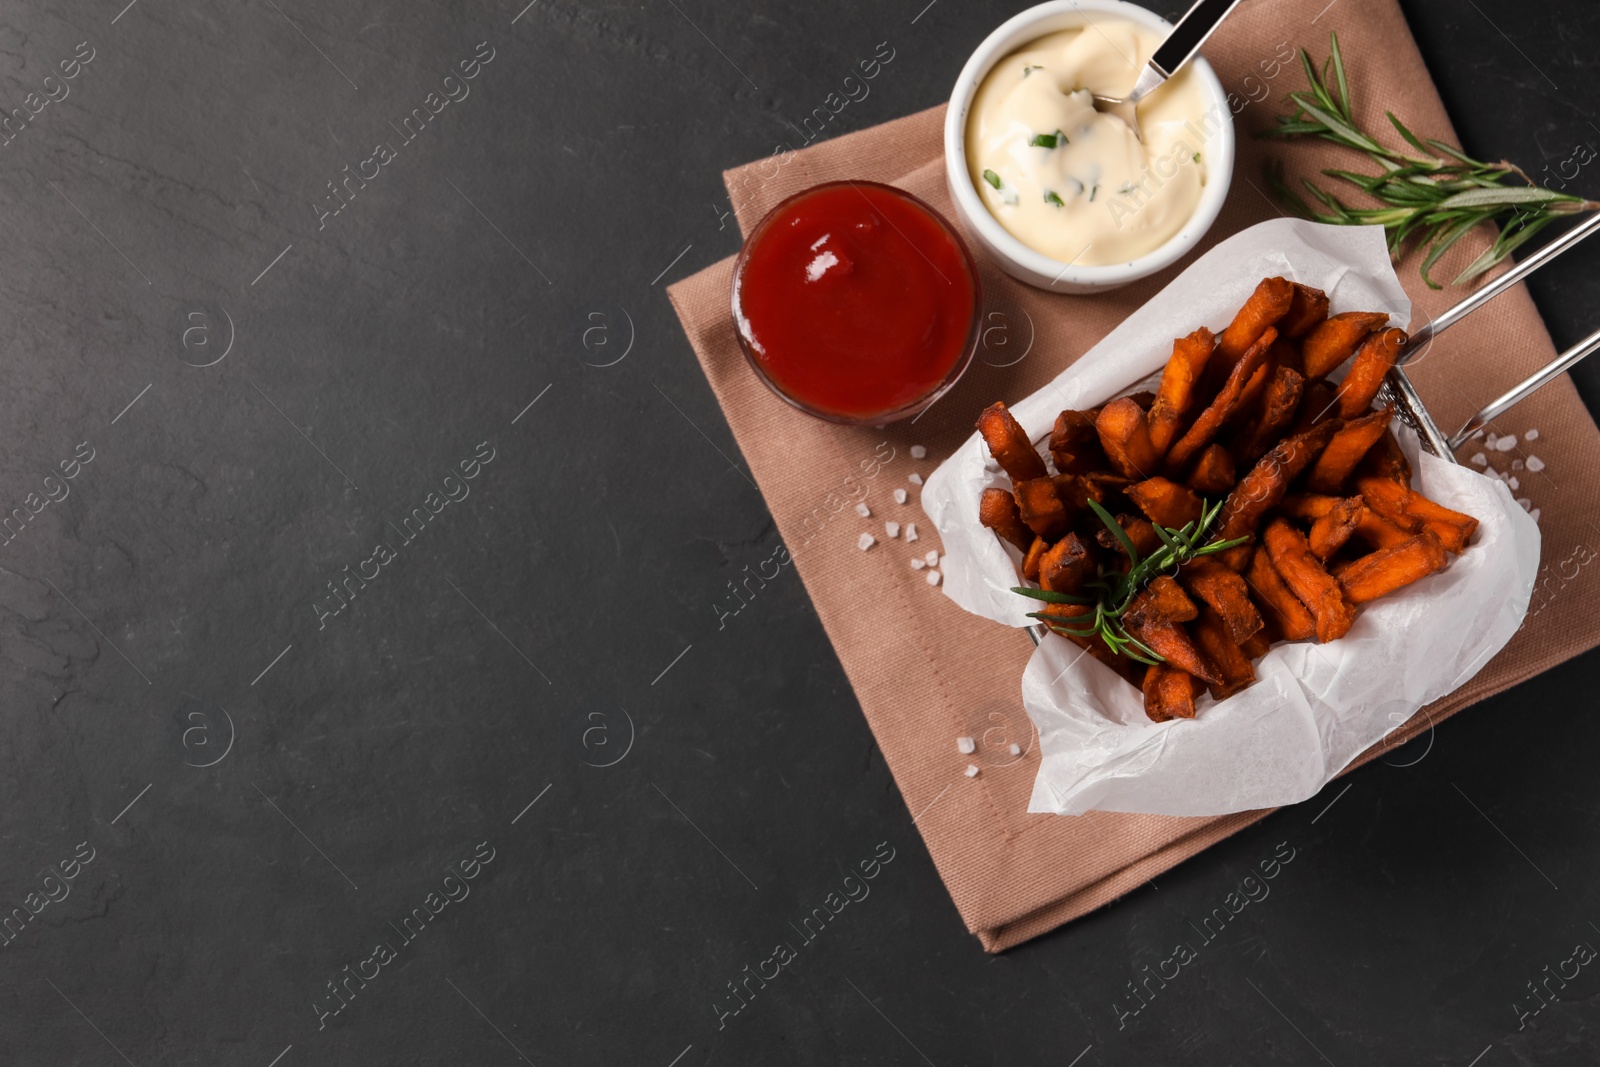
976;277;1479;723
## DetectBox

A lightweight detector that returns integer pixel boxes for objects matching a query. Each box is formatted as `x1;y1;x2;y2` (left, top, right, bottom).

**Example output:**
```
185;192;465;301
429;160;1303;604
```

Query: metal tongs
1383;212;1600;460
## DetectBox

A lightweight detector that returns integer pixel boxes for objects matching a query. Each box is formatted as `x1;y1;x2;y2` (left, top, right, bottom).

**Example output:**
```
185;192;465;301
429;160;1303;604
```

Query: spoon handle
1149;0;1245;80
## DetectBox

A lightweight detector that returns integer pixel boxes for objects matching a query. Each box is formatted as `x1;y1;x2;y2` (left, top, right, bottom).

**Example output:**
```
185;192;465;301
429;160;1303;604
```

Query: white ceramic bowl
944;0;1235;293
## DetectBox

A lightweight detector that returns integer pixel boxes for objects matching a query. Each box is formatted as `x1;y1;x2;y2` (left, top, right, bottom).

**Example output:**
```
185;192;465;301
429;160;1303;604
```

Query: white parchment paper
921;220;1542;816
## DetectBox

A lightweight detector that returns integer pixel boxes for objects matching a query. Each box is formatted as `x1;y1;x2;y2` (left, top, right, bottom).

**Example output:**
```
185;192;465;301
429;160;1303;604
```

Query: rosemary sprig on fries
1013;498;1250;666
1260;33;1599;288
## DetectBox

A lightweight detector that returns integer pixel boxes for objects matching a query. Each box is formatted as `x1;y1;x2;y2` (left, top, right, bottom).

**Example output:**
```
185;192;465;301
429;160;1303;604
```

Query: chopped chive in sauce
982;169;1003;190
1023;65;1042;76
1192;152;1202;163
1043;190;1065;208
1090;183;1099;201
1118;182;1136;195
1029;133;1058;149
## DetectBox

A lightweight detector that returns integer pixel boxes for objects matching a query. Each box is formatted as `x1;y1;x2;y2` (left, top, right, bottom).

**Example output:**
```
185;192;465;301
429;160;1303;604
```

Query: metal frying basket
1383;213;1600;460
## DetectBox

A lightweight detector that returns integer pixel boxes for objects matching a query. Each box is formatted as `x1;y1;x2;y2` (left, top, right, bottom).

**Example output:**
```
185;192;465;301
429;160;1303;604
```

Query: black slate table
4;1;1598;1064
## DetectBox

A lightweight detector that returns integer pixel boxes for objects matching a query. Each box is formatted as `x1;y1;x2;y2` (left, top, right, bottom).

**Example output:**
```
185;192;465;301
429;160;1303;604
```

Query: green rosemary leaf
1419;212;1490;289
1425;138;1479;165
1453;213;1558;283
1329;33;1351;122
1294;96;1384;154
1386;111;1430;156
1436;186;1580;210
1012;586;1092;605
1087;498;1139;566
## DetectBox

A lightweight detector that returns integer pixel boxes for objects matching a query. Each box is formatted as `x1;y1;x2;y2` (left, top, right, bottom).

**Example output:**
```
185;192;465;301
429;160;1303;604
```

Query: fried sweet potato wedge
1191;606;1257;700
1038;604;1140;684
1217;276;1294;369
1278;494;1342;520
977;401;1048;483
1306;497;1362;560
1307;405;1393;494
1186;443;1236;495
1124;577;1221;686
1021;536;1048;581
1180;557;1264;644
1126;476;1205;528
1246;545;1317;641
1239;628;1273;660
1362;429;1412;487
1354;476;1479;553
1264;519;1357;643
978;487;1032;552
1147;328;1215;456
1302;311;1392;379
1049;409;1108;474
1039;532;1096;595
1177;559;1260;643
1164;327;1276;475
1233;366;1306;464
1095;514;1163;560
1140;574;1200;622
1289;380;1341;435
1280;283;1331;338
1215;419;1343;558
1336;327;1407;419
1338;529;1450;604
1355;505;1414;550
1095;396;1162;479
1013;476;1072;538
1143;662;1203;722
1283;492;1405;548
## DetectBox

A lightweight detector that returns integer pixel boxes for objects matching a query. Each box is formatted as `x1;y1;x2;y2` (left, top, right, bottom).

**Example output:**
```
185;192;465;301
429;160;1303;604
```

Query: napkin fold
669;0;1600;951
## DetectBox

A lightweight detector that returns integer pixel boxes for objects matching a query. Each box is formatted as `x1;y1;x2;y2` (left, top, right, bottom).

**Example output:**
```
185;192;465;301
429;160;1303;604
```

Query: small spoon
1091;0;1244;142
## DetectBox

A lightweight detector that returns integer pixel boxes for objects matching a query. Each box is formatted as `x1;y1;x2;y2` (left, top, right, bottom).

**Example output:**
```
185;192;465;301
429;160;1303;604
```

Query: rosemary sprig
1260;33;1599;288
1012;497;1250;665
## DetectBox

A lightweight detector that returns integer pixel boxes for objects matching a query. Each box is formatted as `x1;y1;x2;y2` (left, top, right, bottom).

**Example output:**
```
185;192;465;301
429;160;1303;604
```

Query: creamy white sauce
965;20;1218;266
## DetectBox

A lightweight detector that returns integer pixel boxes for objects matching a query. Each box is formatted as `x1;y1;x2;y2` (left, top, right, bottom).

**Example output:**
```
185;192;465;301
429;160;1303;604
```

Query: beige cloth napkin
669;0;1600;951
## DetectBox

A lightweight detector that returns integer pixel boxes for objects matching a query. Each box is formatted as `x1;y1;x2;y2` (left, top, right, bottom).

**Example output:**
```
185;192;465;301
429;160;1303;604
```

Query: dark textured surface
1;1;1596;1064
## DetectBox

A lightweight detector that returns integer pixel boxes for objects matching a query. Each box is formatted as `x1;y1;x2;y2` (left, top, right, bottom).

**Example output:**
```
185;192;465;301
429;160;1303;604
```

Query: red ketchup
732;181;981;423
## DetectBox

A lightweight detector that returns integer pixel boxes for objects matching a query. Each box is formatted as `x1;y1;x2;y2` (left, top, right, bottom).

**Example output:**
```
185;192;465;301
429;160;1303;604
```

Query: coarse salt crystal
857;532;876;551
926;569;942;586
905;523;919;542
1484;433;1497;449
1526;429;1540;441
1530;508;1542;522
1469;453;1487;467
1512;459;1524;471
1508;476;1520;490
893;488;908;504
964;764;980;778
910;445;927;459
855;501;871;518
1526;455;1545;472
1008;743;1022;756
910;558;926;570
885;521;900;538
1496;435;1517;452
1517;497;1532;510
908;472;924;486
925;550;940;566
956;736;975;754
